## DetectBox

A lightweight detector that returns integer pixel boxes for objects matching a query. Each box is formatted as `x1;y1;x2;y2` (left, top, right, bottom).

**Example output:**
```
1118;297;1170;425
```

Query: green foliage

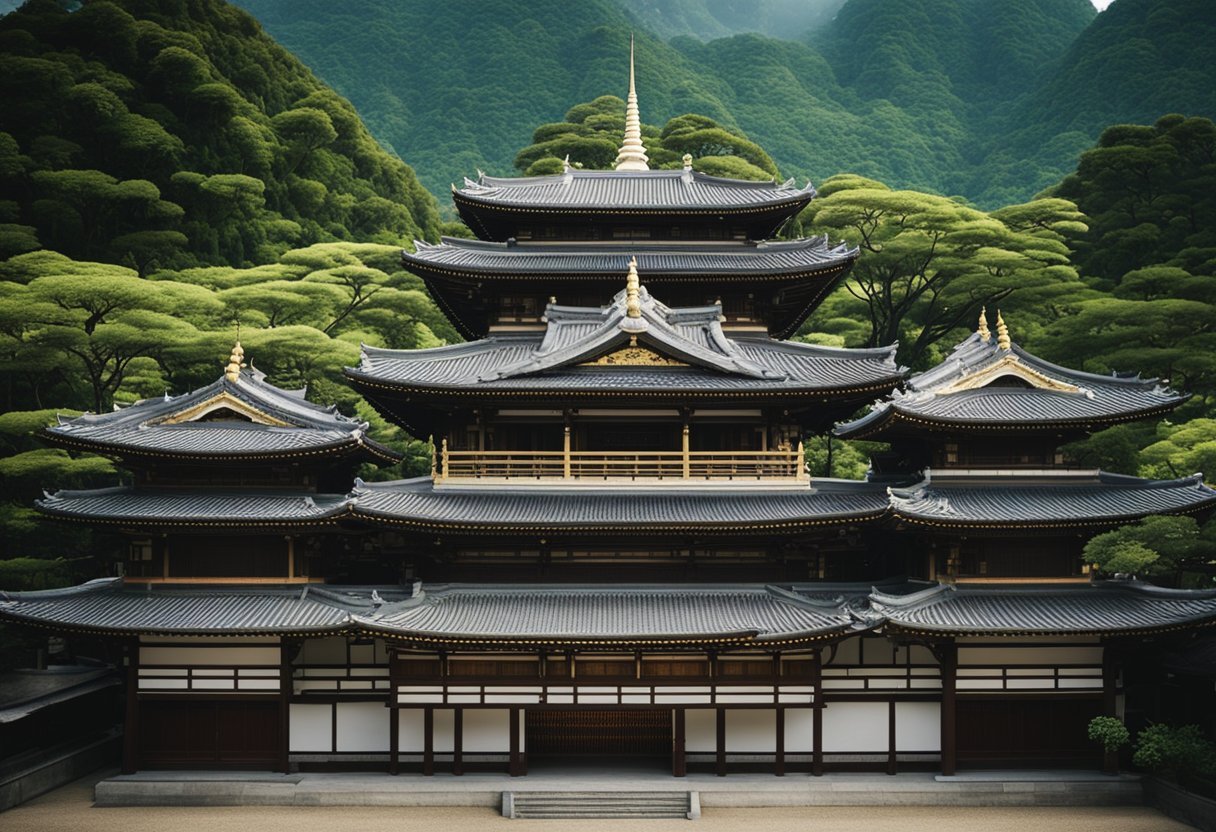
0;0;440;269
1083;515;1213;583
0;557;74;592
1133;724;1216;781
1088;716;1131;754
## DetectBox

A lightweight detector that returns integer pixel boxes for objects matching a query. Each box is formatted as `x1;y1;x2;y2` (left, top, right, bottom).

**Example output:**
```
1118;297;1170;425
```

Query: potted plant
1088;716;1130;774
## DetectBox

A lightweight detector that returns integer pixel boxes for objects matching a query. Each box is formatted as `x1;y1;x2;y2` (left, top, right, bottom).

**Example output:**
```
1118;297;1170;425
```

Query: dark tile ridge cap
0;577;121;602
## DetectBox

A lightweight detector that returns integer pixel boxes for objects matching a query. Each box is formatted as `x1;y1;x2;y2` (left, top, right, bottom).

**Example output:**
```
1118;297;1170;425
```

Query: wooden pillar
1102;643;1119;774
279;640;292;774
886;700;897;775
122;639;139;774
388;706;399;775
812;646;824;776
682;422;691;479
563;423;572;479
715;707;726;776
673;708;686;777
453;708;464;775
509;707;522;776
775;708;786;776
940;639;957;776
423;707;434;776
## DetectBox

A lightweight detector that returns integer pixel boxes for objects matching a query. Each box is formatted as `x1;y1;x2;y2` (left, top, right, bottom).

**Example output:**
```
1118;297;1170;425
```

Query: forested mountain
617;0;846;42
234;0;1215;209
0;0;440;270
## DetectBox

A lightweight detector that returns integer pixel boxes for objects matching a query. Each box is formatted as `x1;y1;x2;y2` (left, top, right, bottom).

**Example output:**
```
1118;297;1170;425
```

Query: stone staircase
503;790;700;819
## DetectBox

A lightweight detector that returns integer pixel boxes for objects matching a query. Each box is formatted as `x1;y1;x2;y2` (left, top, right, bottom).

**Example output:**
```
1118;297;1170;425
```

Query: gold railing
433;440;808;482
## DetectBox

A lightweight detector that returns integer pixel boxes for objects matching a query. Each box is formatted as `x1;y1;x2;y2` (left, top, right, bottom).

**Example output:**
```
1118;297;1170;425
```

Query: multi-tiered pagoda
3;50;1216;778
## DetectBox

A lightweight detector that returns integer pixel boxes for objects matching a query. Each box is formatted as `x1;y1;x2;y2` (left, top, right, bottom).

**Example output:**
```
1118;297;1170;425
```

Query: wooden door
526;709;671;757
139;699;279;769
956;697;1101;768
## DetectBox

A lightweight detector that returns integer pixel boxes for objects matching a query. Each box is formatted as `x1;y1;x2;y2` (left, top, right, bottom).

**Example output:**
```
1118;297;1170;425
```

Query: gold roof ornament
224;339;246;382
996;310;1011;351
682;153;693;170
614;34;650;171
977;307;991;342
625;256;642;318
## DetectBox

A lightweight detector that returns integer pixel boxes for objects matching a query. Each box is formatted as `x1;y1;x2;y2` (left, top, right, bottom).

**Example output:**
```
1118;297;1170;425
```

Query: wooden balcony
434;442;809;483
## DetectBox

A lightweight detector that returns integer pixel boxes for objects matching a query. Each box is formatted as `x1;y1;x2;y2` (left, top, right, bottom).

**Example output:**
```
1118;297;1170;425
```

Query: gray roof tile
37;487;351;526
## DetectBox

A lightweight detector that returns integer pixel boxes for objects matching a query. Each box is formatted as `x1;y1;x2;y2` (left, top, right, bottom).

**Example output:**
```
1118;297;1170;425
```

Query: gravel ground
0;772;1196;832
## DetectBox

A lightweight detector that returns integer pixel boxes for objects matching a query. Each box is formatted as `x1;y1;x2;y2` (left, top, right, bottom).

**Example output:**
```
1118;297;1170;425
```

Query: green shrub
1133;724;1216;780
1088;716;1130;754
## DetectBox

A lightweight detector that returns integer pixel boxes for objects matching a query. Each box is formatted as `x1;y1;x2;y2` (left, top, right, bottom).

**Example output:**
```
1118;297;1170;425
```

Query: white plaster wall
686;709;716;752
464;709;509;752
822;701;887;752
140;645;279;666
907;644;937;665
958;645;1102;665
726;709;775;753
895;702;940;752
399;709;424;752
336;701;389;752
433;709;454;753
298;636;347;665
784;708;814;752
830;638;861;665
290;703;332;752
349;642;376;665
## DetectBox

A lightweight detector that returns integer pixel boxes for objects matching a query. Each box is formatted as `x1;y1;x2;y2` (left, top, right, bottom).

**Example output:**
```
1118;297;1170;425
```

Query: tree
1084;515;1214;585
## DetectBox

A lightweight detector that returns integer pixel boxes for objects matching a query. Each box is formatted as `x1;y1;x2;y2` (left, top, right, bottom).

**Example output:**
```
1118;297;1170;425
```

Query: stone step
505;790;699;819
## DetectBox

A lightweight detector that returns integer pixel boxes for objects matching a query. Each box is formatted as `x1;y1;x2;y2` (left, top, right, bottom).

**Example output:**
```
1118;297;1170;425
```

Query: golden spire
625;257;642;318
614;34;649;171
996;310;1011;351
224;337;246;382
977;306;991;341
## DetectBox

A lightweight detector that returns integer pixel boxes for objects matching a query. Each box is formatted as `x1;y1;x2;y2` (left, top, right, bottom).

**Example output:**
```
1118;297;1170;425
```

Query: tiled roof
349;477;889;532
404;236;855;277
5;578;1216;641
36;487;351;527
348;287;902;397
888;470;1216;528
360;584;858;643
836;332;1186;438
42;368;399;464
455;168;815;212
0;579;352;636
873;580;1216;636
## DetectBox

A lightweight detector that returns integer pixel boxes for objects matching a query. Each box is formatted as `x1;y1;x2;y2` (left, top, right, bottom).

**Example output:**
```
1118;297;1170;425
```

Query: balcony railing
433;441;808;483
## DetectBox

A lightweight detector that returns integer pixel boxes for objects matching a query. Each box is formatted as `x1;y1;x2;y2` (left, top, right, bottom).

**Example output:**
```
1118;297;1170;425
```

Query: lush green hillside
617;0;845;42
0;0;441;270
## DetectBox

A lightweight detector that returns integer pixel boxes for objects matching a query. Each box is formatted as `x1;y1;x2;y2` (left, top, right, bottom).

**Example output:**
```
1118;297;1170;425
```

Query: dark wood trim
279;640;292;773
122;639;139;774
715;707;726;777
812;647;823;777
453;708;464;776
389;706;399;775
775;706;785;776
673;708;686;777
886;700;897;775
509;708;522;776
423;707;434;776
940;639;957;776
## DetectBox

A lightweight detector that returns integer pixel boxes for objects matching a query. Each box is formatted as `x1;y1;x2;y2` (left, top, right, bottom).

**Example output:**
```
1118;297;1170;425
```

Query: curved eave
34;504;352;531
355;624;858;650
0;613;350;640
38;429;402;467
882;617;1216;639
890;498;1216;532
836;398;1189;441
452;188;814;219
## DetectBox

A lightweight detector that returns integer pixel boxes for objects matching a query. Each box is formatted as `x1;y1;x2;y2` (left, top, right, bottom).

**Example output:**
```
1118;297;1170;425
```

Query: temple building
3;49;1216;779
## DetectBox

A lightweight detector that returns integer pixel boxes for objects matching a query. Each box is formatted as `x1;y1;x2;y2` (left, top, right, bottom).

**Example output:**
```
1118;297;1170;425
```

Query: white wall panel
336;701;389;752
140;646;279;666
726;709;776;753
686;709;716;752
958;646;1102;665
290;703;332;752
434;708;454;753
398;709;424;753
784;708;814;752
463;709;509;752
822;701;887;752
895;702;939;752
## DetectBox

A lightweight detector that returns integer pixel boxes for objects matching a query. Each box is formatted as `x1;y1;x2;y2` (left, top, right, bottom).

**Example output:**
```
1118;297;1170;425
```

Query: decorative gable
156;391;292;427
934;353;1082;396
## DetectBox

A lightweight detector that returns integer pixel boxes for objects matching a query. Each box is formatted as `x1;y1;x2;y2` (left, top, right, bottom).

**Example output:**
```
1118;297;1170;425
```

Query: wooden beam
389;706;399;776
122;639;139;774
715;707;726;777
423;707;434;776
279;639;292;774
940;639;957;776
1102;642;1119;775
812;647;823;776
453;708;464;776
775;706;786;776
509;707;522;776
673;708;686;777
886;700;897;775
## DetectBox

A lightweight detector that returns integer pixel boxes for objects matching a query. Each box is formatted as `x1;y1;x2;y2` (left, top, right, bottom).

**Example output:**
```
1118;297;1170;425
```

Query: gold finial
224;339;246;382
614;33;650;171
625;256;642;318
996;310;1011;351
429;435;436;479
977;306;990;341
682;153;693;170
